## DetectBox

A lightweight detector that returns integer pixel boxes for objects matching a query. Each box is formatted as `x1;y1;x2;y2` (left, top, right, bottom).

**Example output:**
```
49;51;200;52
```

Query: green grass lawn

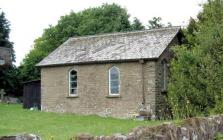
0;104;163;140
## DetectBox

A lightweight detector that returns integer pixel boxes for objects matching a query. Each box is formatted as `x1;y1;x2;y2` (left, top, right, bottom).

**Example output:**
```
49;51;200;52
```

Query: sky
0;0;206;66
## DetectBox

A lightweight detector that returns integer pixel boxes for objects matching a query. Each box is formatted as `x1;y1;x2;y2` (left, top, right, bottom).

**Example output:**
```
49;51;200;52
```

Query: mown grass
0;104;163;140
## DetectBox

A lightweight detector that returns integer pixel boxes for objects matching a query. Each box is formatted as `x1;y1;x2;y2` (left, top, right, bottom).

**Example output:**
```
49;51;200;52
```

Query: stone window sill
66;95;79;98
106;95;121;98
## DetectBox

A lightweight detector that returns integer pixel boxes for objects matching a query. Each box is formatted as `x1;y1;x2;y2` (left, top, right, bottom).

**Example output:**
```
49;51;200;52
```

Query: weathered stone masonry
41;61;158;118
75;115;223;140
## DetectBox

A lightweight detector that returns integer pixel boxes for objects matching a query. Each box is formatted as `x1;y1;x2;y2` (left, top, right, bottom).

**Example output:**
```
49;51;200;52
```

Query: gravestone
0;59;5;65
0;89;6;102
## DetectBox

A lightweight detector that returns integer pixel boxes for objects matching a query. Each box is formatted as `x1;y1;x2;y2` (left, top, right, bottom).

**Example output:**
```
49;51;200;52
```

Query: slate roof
36;26;181;67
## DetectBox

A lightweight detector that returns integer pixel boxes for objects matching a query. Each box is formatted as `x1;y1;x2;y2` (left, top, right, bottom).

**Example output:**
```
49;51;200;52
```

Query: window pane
110;67;118;73
69;70;77;95
71;70;77;75
110;73;118;79
71;82;77;88
70;75;77;81
70;88;77;95
161;61;167;90
109;67;120;94
110;80;119;88
110;87;119;94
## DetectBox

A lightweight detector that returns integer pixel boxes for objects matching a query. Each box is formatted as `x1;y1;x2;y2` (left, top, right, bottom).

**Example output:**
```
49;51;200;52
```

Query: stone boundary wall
0;134;40;140
76;115;223;140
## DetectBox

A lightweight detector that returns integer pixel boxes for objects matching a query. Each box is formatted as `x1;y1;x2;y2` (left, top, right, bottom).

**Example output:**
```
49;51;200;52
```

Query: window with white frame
69;69;77;96
109;66;120;95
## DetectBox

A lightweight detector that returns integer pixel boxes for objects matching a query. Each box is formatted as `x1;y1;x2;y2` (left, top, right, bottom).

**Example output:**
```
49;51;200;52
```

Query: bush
168;0;223;119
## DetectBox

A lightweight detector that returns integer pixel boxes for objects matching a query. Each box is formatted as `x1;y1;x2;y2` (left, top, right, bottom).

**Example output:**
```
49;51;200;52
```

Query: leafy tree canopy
147;17;164;29
147;17;172;29
168;0;223;118
0;10;21;96
131;17;145;30
20;3;145;81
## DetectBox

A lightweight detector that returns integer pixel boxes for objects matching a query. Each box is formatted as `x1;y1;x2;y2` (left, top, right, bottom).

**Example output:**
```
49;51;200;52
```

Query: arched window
161;60;167;91
69;69;77;96
109;66;120;95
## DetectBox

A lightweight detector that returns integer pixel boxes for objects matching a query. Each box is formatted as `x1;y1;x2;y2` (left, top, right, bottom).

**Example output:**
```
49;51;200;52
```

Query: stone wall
41;61;157;118
155;36;179;118
0;134;40;140
75;115;223;140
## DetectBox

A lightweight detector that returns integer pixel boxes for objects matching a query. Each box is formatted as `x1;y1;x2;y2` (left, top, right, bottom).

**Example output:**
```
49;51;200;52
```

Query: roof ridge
68;26;181;41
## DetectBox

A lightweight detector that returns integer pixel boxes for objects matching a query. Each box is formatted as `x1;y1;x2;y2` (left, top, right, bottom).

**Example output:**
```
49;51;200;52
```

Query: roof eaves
36;57;159;67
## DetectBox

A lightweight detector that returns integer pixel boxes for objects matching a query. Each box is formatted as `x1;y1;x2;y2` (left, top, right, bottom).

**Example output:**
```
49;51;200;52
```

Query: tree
182;17;199;46
147;17;164;29
0;10;22;96
0;10;14;61
147;17;173;29
131;17;145;30
196;0;223;114
20;3;143;81
167;22;172;27
168;0;223;118
0;66;23;96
